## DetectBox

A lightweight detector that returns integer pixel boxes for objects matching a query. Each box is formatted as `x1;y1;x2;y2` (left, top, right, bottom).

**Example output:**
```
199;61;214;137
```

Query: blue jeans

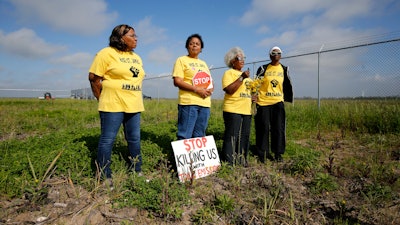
177;105;210;140
97;111;141;179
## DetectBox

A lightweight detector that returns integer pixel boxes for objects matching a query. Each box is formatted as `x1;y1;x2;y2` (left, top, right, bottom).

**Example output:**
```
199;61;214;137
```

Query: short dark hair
109;24;134;51
185;33;204;49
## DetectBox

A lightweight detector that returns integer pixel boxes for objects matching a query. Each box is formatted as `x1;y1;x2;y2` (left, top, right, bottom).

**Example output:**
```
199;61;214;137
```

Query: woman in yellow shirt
172;34;214;140
221;47;251;166
254;46;293;162
89;24;146;186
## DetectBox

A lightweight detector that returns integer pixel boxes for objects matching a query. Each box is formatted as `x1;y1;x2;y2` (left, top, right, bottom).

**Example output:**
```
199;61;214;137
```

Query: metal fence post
318;44;324;109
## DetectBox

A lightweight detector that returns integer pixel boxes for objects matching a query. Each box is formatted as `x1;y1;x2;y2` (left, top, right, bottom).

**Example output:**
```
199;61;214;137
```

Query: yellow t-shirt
257;64;284;106
222;69;252;115
172;56;212;107
89;47;146;112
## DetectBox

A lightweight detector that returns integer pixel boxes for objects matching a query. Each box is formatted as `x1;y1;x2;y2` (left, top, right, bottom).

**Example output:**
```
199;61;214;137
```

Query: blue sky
0;0;399;99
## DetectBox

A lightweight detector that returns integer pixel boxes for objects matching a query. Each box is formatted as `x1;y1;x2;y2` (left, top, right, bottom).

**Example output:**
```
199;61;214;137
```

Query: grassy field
0;98;399;224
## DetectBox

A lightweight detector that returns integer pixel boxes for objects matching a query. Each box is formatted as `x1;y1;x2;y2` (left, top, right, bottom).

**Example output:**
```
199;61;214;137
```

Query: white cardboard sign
171;135;221;182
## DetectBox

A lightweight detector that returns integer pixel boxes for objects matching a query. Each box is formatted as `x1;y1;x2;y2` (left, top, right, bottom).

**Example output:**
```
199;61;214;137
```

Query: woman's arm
88;72;102;100
223;70;249;95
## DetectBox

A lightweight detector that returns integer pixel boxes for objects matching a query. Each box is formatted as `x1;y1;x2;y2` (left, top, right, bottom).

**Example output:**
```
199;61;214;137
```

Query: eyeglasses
235;56;246;61
125;34;137;38
270;52;281;56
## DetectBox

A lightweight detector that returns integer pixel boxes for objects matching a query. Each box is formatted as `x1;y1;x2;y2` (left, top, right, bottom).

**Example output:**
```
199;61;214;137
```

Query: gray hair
224;47;245;68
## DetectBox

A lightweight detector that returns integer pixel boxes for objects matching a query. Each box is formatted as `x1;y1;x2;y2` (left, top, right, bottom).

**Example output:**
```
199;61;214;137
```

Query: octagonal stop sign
192;71;212;89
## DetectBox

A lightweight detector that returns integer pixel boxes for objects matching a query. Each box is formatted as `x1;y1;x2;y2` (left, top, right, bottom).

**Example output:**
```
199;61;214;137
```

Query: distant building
71;88;94;99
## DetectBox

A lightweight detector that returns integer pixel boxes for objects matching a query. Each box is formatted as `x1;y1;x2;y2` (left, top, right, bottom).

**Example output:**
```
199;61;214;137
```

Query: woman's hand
241;68;250;79
251;94;258;103
195;87;212;98
174;77;212;99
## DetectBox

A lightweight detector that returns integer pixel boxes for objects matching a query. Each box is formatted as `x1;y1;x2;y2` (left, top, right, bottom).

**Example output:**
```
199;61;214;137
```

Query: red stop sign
192;71;211;89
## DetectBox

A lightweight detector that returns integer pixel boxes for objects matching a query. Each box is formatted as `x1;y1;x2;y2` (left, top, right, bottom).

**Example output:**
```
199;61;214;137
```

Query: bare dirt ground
1;165;399;225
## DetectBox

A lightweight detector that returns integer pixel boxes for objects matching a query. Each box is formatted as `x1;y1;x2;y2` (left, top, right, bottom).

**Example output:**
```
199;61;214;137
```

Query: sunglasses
270;52;281;56
235;56;246;61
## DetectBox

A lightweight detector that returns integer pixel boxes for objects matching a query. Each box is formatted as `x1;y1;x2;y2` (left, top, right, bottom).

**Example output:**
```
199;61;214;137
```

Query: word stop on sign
192;71;212;89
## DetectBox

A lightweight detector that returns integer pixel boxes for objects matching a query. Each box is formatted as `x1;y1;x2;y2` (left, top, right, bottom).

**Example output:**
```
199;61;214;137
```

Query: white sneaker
103;178;114;190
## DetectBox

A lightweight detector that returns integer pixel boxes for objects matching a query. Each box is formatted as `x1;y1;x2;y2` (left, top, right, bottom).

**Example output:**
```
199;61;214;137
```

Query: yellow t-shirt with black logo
222;69;252;115
257;64;284;106
89;47;145;112
172;56;212;107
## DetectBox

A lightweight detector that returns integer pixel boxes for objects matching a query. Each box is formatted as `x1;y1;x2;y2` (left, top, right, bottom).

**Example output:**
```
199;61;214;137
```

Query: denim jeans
177;105;210;140
97;111;141;179
222;111;251;165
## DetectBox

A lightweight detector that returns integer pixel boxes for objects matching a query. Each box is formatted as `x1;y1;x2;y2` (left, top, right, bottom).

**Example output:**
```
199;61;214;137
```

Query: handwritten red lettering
183;137;208;151
183;139;190;151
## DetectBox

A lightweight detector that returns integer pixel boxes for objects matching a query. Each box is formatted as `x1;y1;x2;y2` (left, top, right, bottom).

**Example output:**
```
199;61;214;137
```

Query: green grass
0;98;399;224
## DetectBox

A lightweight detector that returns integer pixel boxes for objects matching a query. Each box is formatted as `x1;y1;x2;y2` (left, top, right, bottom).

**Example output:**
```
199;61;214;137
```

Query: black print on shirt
271;79;279;88
122;84;141;91
188;62;207;69
130;66;139;77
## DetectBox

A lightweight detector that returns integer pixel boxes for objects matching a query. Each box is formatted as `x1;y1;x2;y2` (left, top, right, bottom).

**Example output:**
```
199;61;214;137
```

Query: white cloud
240;0;379;31
134;17;167;45
257;31;297;48
241;0;391;27
51;52;93;70
240;0;327;25
39;68;65;77
240;0;375;51
256;25;269;34
0;28;66;58
365;74;386;82
10;0;117;35
322;0;373;24
147;47;173;64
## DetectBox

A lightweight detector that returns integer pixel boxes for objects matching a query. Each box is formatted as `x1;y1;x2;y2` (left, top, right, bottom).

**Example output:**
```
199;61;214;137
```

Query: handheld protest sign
192;71;213;89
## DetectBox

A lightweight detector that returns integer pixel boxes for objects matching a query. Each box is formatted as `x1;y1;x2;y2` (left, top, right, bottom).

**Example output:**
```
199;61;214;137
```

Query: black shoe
275;154;283;162
266;154;275;161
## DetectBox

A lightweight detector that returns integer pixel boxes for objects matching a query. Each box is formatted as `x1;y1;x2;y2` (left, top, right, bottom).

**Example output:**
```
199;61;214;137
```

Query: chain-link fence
143;35;400;103
211;37;400;100
2;35;398;102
